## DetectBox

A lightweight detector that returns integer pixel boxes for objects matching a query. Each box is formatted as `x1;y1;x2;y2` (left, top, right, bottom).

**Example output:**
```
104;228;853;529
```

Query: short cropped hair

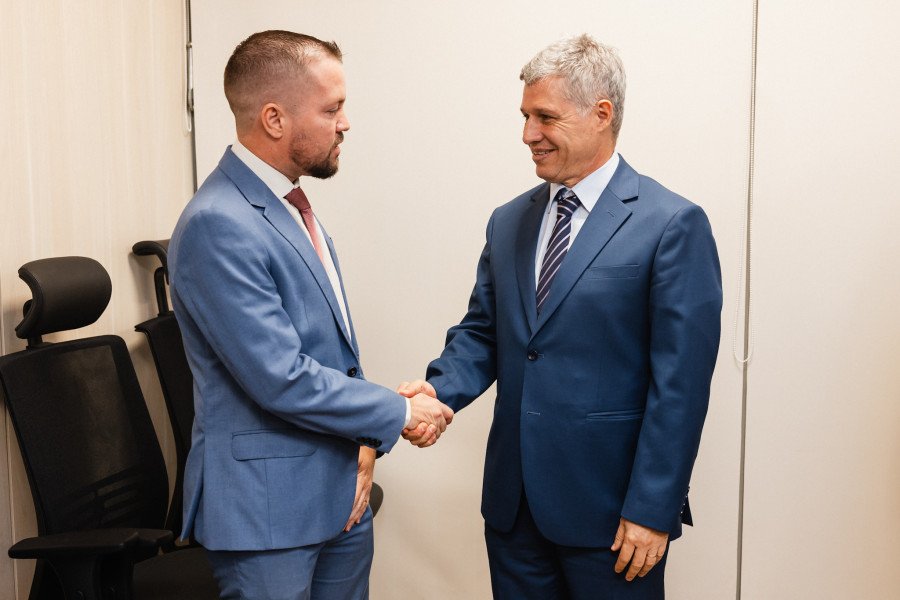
224;30;342;127
520;34;626;136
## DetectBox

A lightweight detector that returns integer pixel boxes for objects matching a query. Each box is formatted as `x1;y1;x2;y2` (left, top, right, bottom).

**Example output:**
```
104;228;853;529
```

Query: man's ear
595;98;614;134
260;103;287;139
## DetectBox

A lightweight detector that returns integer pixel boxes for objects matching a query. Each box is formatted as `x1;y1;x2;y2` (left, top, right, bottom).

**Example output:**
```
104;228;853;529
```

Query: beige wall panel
742;1;900;598
0;1;194;597
193;1;751;598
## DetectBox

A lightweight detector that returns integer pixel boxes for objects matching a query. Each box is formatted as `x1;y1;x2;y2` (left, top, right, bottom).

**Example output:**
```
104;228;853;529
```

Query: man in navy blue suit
169;31;453;600
401;34;722;599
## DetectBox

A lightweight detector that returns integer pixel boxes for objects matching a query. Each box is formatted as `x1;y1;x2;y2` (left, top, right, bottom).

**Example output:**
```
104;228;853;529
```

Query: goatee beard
305;158;339;180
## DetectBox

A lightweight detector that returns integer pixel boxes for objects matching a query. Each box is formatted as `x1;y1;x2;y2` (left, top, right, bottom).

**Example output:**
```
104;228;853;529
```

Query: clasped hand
396;380;453;448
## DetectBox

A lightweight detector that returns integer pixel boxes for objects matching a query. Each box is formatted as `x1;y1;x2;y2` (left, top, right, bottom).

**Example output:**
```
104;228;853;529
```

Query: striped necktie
536;188;581;313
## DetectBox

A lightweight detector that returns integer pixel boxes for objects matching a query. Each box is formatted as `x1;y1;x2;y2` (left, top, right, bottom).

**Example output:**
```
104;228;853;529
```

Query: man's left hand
611;517;669;581
344;447;376;531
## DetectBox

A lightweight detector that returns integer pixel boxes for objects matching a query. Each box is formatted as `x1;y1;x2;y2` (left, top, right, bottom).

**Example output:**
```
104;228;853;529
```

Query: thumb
611;520;625;551
442;404;455;424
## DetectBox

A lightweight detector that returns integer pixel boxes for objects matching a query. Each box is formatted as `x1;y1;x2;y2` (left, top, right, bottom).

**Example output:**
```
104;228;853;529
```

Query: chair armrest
9;527;174;560
134;528;175;550
8;528;140;559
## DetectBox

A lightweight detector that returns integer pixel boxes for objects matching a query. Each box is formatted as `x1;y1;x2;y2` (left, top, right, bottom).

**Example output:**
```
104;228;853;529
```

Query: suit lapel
218;149;354;352
515;183;551;333
533;159;638;334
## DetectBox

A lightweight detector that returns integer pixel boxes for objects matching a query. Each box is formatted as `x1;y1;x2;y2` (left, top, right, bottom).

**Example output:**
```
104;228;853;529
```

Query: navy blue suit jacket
426;157;722;547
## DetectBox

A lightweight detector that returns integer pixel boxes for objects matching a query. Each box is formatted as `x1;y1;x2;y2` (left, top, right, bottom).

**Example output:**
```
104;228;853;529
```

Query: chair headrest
15;257;112;340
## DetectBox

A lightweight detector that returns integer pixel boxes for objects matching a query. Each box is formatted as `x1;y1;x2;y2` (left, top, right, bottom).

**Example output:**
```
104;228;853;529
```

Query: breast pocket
583;264;640;279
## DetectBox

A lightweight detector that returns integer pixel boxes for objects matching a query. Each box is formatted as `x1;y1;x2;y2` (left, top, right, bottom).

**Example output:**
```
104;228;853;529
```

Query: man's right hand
399;382;453;448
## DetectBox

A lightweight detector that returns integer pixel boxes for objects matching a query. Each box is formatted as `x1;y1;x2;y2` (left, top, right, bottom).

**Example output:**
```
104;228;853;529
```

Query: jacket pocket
585;408;644;421
232;429;318;460
583;264;640;279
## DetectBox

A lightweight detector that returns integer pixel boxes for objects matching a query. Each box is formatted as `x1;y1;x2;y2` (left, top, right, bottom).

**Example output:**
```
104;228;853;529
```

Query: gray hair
520;34;626;136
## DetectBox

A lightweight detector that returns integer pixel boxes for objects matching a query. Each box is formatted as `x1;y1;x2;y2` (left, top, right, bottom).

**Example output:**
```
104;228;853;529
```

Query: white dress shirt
534;152;621;284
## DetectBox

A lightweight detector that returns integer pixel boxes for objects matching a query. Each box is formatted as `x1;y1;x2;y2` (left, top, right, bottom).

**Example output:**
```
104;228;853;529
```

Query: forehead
521;76;575;112
304;56;345;95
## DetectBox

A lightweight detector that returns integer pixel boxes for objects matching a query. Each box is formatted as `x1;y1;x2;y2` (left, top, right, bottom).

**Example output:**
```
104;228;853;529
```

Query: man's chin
306;159;339;180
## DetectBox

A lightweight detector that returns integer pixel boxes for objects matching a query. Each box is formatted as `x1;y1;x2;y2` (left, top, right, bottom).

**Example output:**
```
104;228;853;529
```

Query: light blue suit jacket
426;157;722;547
169;148;407;551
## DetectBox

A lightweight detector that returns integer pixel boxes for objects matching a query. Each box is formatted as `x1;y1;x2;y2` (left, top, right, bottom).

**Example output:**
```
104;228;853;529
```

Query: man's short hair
520;34;626;136
224;30;342;128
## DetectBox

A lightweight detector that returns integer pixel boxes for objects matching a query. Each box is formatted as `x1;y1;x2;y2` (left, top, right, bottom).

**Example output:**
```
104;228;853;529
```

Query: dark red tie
284;187;326;263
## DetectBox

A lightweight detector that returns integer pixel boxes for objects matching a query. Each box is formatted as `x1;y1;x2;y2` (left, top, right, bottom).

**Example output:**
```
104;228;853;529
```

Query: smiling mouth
531;148;554;161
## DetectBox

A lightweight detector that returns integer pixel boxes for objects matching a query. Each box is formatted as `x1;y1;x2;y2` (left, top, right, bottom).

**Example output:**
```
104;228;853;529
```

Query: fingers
624;546;647;581
637;549;660;578
396;379;436;398
614;539;635;575
636;542;667;577
406;424;437;447
405;393;454;447
402;422;430;440
611;521;625;551
344;490;368;532
442;404;455;425
414;432;437;448
613;518;670;581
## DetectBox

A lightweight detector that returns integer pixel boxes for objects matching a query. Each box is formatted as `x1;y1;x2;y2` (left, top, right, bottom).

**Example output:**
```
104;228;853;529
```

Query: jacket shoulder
493;182;548;218
636;174;701;215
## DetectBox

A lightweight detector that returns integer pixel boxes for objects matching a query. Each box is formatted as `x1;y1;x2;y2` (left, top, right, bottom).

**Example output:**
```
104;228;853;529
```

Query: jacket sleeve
425;214;499;411
620;204;723;533
172;207;407;452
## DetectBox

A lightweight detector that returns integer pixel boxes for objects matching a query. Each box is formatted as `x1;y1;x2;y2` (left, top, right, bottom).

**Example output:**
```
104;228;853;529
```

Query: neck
238;133;298;181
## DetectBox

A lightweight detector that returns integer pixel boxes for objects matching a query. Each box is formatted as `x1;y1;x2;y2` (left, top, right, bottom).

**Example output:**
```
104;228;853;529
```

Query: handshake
397;380;454;448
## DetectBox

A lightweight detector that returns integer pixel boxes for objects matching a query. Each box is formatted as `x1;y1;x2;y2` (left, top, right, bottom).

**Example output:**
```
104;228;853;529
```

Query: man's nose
522;119;540;144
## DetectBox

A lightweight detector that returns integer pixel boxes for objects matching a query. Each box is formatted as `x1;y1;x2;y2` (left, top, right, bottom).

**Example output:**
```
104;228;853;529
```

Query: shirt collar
548;151;620;212
231;140;299;200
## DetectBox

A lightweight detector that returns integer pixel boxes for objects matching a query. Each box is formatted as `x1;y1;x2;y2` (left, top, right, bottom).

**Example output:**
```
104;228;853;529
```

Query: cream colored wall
741;1;900;598
192;2;750;599
0;1;194;598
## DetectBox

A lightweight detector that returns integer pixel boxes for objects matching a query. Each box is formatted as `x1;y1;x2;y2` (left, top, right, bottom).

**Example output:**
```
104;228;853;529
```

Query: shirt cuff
404;397;411;428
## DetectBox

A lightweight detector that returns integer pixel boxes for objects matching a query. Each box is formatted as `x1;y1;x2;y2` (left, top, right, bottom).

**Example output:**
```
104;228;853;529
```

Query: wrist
403;396;412;428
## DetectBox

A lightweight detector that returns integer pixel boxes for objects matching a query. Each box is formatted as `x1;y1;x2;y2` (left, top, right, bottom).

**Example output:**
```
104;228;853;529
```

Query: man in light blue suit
401;35;722;599
169;31;452;600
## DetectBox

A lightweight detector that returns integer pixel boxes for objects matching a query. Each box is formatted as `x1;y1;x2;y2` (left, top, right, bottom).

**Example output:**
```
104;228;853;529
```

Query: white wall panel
192;2;751;598
0;1;195;597
742;1;900;598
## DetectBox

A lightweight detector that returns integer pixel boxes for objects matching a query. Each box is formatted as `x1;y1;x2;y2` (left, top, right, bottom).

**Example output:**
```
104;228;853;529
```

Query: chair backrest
133;239;195;537
0;257;169;538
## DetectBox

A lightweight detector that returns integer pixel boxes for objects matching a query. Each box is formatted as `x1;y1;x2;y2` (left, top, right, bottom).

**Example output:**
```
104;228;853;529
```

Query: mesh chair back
135;314;194;535
0;336;169;536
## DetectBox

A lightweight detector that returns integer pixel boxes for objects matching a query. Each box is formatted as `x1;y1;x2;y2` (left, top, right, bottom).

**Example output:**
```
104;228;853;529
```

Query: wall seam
736;0;760;598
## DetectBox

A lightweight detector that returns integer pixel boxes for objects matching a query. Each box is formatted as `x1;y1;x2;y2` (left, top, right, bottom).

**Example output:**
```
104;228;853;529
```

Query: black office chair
132;240;384;518
1;256;218;600
132;240;193;540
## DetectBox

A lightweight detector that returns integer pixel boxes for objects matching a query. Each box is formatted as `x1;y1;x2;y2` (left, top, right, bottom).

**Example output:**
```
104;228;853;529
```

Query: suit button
347;367;358;377
527;350;538;361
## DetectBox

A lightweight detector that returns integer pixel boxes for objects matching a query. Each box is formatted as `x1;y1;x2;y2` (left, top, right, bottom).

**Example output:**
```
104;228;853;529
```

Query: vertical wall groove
736;0;760;598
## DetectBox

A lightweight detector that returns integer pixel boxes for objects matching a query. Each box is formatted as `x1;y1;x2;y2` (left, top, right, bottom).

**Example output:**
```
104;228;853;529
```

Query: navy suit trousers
485;495;666;600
